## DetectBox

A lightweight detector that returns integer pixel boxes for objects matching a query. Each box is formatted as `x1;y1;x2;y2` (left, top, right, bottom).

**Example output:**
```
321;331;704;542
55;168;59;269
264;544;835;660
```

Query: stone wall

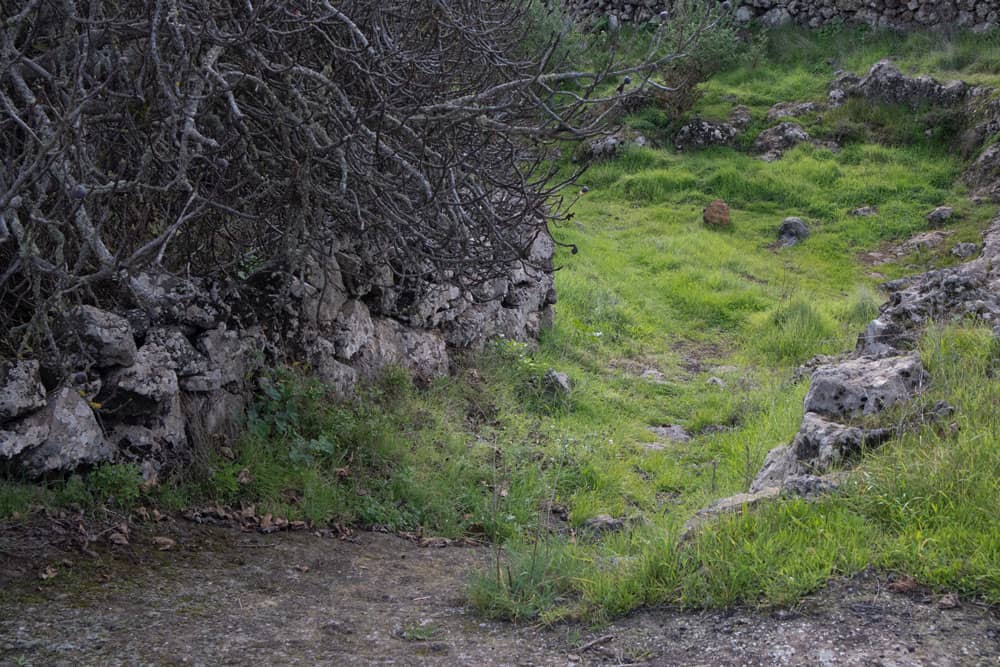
0;234;555;481
565;0;1000;32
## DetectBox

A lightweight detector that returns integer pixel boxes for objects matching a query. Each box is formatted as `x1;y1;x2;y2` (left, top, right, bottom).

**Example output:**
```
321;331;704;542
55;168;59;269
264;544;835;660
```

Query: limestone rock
0;360;47;422
543;369;572;397
963;143;1000;202
333;300;375;361
16;387;112;476
750;413;892;492
129;270;221;330
952;242;980;259
759;7;792;27
766;101;820;123
703;199;731;229
580;129;648;160
778;217;810;247
755;122;810;161
850;60;968;109
64;305;137;367
729;105;752;131
804;355;928;421
926;206;955;227
674;119;738;151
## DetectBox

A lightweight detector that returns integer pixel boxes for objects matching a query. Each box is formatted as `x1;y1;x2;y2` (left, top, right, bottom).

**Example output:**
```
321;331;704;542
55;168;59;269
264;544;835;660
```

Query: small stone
778;217;810;247
542;369;572;397
582;514;624;534
926;206;955;227
648;425;691;443
706;376;726;389
703;200;731;229
850;206;878;217
938;593;961;610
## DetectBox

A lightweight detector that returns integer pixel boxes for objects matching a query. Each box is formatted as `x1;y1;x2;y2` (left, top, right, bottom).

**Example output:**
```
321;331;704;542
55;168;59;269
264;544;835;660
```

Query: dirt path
1;519;998;666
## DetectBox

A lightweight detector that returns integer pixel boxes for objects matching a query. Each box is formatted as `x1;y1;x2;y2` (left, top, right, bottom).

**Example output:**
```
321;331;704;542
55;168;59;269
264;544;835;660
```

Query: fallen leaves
182;504;309;535
152;536;176;551
38;565;58;580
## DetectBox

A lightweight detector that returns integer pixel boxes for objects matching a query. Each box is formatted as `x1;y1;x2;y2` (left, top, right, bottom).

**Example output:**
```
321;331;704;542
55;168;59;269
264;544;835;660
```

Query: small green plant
88;463;143;510
401;623;442;642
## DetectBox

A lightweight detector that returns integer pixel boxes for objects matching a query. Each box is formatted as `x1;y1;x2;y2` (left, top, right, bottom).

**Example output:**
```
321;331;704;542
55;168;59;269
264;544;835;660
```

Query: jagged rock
754;123;809;161
781;473;847;498
543;369;572;397
101;354;180;417
750;412;892;492
141;328;209;377
196;326;262;388
926;206;955;227
706;376;726;389
848;60;968;109
129;270;221;330
856;317;901;357
766;101;820;123
952;242;980;258
804;355;928;421
333;300;375;361
308;338;359;400
64;305;137;367
297;252;349;329
963;143;1000;201
0;360;47;422
674;119;738;151
14;387;113;476
778;217;810;247
729;105;752;131
703;199;731;229
580;129;648;160
106;394;187;468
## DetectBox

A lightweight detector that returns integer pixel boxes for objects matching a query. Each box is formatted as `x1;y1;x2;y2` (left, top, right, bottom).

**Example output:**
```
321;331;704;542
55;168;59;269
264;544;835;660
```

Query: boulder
140;328;209;377
308;338;359;400
777;217;810;247
849;60;968;109
703;199;731;229
674;119;738;151
804;355;928;421
0;360;47;422
750;412;892;492
926;206;955;227
754;122;810;161
129;270;221;330
15;387;112;476
64;305;137;367
101;358;179;417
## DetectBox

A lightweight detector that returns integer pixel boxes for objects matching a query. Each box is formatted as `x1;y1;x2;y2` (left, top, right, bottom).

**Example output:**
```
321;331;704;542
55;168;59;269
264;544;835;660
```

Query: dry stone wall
565;0;1000;31
0;235;555;480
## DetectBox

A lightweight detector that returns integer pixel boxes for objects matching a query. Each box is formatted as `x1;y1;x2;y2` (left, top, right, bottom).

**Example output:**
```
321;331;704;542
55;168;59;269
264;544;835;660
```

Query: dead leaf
290;520;308;531
220;446;236;460
152;536;176;551
888;576;918;594
294;564;311;573
938;593;961;610
134;507;150;522
108;531;129;546
335;466;351;479
237;468;252;485
39;566;58;580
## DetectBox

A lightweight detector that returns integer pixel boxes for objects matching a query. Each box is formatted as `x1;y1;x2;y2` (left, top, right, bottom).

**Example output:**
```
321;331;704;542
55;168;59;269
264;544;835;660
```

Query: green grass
3;23;1000;623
